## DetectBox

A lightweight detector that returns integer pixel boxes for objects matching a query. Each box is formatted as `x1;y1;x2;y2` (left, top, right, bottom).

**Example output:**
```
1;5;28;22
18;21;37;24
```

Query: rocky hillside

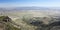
0;16;21;30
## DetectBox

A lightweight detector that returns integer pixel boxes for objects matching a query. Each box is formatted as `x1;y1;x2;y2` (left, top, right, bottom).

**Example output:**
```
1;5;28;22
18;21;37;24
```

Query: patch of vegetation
6;23;21;30
0;16;7;20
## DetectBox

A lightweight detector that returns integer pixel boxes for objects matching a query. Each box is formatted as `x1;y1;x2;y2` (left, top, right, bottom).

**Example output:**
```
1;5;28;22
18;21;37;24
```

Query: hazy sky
0;0;60;7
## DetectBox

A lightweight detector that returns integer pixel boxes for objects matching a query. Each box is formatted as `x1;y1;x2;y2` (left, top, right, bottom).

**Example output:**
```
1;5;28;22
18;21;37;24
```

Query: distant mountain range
0;7;60;11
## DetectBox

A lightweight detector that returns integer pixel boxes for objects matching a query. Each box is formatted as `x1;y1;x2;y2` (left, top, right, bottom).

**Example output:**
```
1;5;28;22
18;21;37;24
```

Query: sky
0;0;60;7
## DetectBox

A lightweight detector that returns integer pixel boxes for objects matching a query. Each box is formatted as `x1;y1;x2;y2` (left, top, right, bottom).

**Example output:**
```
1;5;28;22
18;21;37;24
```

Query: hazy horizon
0;0;60;7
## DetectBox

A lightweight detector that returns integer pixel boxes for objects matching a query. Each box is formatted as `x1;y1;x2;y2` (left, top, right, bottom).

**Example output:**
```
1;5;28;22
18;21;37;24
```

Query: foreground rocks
0;16;60;30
